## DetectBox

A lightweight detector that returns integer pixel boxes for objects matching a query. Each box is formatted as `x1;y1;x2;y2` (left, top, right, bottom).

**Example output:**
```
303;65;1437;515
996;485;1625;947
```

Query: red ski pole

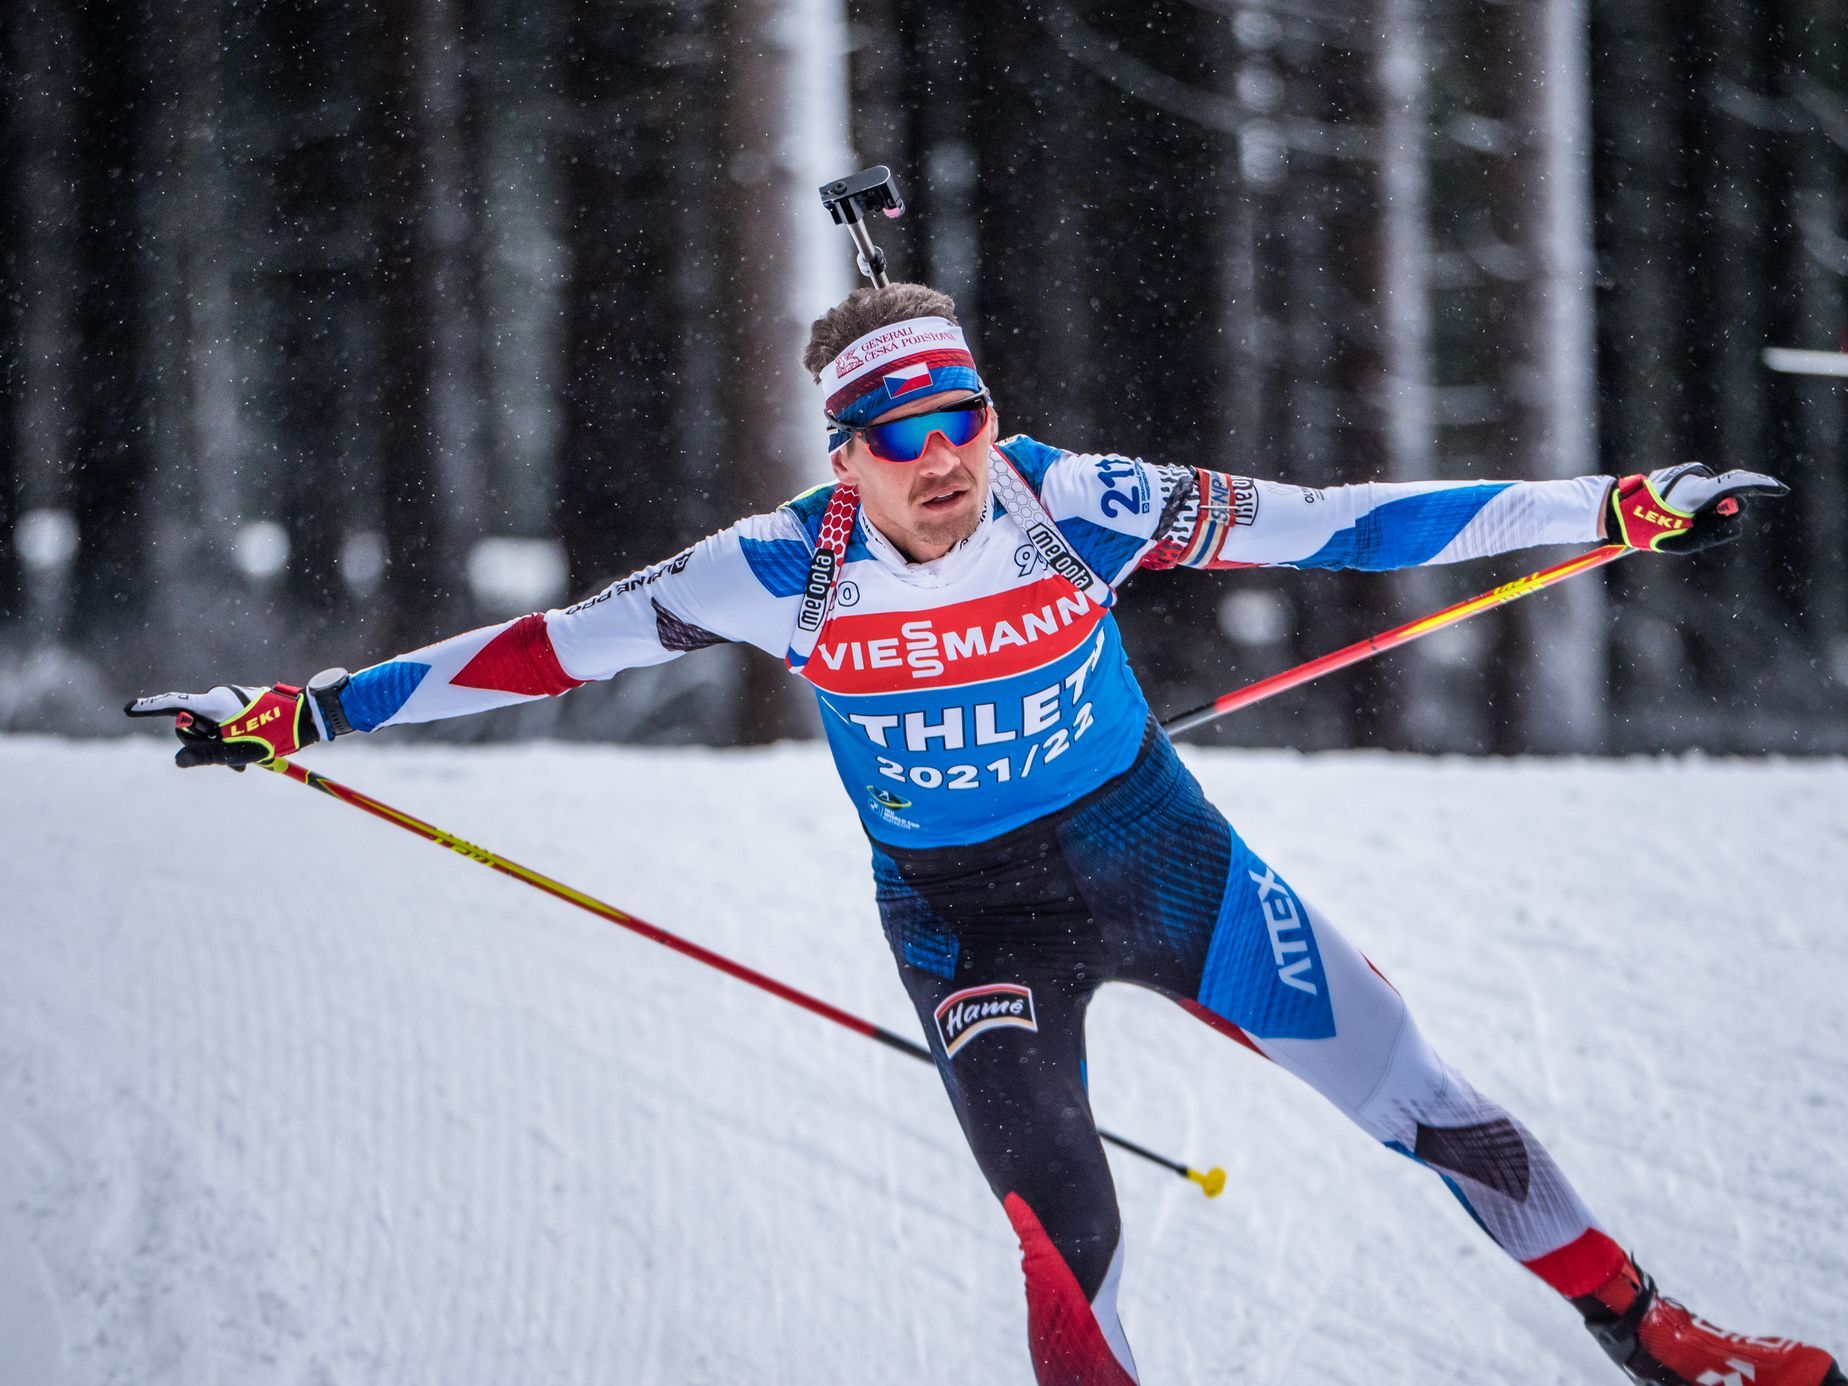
1162;544;1631;736
260;754;1227;1197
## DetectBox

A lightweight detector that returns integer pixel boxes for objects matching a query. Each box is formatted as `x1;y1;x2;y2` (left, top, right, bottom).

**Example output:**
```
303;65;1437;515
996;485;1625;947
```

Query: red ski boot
1575;1257;1842;1386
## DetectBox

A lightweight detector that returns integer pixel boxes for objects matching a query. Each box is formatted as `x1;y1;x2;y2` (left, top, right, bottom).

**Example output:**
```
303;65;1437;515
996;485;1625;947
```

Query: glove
125;675;346;769
1606;464;1788;554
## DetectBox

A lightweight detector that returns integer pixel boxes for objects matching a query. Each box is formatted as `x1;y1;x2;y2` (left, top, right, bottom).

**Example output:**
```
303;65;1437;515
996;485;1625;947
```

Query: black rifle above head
819;165;906;288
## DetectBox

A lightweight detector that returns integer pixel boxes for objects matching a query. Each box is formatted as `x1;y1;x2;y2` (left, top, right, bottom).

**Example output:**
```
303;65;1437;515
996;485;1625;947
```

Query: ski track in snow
1;736;1843;1385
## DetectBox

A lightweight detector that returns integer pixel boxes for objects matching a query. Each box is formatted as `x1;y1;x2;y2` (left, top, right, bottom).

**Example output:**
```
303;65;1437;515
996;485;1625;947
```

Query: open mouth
918;486;967;511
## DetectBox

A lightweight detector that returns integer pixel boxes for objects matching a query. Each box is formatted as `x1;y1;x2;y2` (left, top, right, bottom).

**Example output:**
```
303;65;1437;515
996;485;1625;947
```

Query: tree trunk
252;2;370;637
0;4;20;625
1488;0;1607;753
162;0;245;643
1372;0;1447;750
1772;0;1847;695
65;0;156;641
719;0;855;742
1588;0;1697;739
375;0;486;648
553;0;691;608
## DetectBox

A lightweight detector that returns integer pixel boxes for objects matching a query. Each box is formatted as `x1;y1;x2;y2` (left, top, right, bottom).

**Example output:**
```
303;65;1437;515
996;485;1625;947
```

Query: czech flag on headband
883;362;934;398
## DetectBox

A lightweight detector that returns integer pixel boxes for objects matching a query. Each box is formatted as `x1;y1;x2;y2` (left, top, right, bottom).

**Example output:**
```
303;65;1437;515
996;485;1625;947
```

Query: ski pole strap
786;482;860;673
986;447;1114;609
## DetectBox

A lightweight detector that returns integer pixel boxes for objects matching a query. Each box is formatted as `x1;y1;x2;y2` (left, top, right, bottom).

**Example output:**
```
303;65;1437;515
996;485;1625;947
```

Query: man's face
830;389;997;563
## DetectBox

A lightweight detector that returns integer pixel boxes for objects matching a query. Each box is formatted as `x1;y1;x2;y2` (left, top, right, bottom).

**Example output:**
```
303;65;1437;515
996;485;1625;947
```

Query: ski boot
1576;1257;1842;1386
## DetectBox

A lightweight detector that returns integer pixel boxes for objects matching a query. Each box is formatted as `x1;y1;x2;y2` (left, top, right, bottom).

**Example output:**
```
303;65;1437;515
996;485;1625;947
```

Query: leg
873;838;1138;1386
1193;844;1625;1294
1053;732;1620;1293
1055;731;1840;1383
1195;881;1844;1385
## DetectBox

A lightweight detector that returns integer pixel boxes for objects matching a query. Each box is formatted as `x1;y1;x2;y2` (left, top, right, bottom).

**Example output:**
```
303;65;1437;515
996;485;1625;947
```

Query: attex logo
935;983;1037;1057
225;703;283;738
1249;865;1319;995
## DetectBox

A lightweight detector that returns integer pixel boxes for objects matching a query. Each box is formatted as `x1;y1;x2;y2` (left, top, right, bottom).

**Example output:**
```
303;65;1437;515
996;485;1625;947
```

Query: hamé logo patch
934;983;1038;1058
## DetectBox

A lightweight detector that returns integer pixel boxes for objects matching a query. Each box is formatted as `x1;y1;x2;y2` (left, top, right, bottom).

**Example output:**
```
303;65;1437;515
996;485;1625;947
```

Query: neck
863;506;979;565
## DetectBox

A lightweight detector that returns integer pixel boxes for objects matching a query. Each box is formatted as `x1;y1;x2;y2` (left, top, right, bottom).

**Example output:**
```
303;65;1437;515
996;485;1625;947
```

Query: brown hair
802;283;960;383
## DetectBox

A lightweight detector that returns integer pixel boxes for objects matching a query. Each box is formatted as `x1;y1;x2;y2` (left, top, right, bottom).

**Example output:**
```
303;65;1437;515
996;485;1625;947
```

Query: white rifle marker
1762;347;1848;379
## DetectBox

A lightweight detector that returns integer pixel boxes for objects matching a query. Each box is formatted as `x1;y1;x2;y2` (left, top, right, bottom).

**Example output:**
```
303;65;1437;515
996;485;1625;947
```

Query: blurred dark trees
0;5;19;624
65;0;156;640
1;0;1845;751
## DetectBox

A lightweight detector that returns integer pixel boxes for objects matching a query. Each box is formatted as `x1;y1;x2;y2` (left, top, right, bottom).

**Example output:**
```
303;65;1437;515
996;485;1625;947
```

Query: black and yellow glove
125;671;352;769
1606;465;1787;554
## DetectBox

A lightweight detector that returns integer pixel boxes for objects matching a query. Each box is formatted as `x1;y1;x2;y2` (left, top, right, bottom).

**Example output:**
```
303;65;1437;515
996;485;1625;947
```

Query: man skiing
130;284;1838;1386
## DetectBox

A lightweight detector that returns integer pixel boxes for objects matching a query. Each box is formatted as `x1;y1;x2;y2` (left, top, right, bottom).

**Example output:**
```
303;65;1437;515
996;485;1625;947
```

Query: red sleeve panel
451;613;586;697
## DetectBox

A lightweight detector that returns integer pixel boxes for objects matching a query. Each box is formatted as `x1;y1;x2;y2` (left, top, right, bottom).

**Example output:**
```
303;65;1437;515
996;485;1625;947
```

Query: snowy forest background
1;0;1845;755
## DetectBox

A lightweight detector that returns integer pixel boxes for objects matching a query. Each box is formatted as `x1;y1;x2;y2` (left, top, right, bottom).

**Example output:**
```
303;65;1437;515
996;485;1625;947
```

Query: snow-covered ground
2;734;1843;1385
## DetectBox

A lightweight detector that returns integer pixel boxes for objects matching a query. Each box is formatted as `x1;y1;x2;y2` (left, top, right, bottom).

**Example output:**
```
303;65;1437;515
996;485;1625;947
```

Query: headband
822;316;984;451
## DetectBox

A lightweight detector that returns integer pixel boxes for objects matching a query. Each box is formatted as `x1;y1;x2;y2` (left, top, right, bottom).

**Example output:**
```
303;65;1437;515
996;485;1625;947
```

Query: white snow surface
2;735;1843;1385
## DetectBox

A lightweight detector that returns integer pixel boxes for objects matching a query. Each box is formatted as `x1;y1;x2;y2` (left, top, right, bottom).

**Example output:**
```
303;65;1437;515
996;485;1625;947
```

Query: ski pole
260;754;1227;1198
1161;543;1631;737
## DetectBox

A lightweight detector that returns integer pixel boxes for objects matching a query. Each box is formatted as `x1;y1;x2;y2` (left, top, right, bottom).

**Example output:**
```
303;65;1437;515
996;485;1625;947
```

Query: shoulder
779;482;838;545
703;503;813;601
996;438;1163;586
1033;447;1159;532
995;434;1067;492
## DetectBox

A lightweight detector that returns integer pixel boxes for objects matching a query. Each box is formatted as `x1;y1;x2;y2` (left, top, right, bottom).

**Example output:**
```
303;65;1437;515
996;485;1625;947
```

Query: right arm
127;509;812;764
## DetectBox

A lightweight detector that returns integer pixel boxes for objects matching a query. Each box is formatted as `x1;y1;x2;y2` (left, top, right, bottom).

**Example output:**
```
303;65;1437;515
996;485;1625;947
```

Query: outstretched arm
126;510;811;767
1022;440;1782;584
1143;470;1609;573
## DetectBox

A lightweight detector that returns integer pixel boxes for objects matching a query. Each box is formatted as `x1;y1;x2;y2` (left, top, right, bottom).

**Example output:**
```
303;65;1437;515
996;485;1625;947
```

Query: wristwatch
307;667;355;740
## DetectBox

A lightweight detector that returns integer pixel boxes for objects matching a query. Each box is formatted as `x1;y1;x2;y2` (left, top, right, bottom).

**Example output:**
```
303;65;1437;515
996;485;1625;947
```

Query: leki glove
125;671;352;769
1606;464;1788;554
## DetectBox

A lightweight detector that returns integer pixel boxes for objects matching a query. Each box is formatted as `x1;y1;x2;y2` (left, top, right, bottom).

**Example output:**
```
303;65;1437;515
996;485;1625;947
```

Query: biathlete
130;284;1839;1386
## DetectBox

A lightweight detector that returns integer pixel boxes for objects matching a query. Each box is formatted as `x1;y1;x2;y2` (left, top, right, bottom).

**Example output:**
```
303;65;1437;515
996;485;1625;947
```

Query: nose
914;430;963;474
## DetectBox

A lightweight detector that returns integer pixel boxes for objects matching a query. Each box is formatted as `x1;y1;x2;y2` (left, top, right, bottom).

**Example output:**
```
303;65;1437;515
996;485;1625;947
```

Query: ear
975;406;1000;455
829;443;860;485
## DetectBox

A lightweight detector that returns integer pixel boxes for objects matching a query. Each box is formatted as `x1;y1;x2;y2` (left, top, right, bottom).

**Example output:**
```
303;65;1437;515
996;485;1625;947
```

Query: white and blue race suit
323;438;1632;1384
335;435;1608;848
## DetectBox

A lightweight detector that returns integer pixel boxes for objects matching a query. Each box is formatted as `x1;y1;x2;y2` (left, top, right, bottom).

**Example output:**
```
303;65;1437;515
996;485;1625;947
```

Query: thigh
1053;734;1422;1122
873;844;1123;1299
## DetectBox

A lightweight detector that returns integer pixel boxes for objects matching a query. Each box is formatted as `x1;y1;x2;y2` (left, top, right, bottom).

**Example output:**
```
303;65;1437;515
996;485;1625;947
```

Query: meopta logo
1025;521;1095;589
795;548;837;632
934;983;1038;1058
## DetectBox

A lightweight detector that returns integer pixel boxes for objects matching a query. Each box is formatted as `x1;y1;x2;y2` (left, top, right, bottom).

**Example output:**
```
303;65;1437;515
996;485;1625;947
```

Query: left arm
1029;445;1609;583
1032;449;1782;583
1139;470;1609;573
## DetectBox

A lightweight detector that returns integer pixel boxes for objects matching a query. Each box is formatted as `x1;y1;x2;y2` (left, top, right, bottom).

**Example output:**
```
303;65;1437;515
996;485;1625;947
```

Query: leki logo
1637;507;1689;531
227;704;282;738
934;983;1037;1057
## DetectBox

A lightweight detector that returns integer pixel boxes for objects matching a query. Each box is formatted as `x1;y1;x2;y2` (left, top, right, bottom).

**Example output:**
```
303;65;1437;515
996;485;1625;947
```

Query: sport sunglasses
831;393;991;463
